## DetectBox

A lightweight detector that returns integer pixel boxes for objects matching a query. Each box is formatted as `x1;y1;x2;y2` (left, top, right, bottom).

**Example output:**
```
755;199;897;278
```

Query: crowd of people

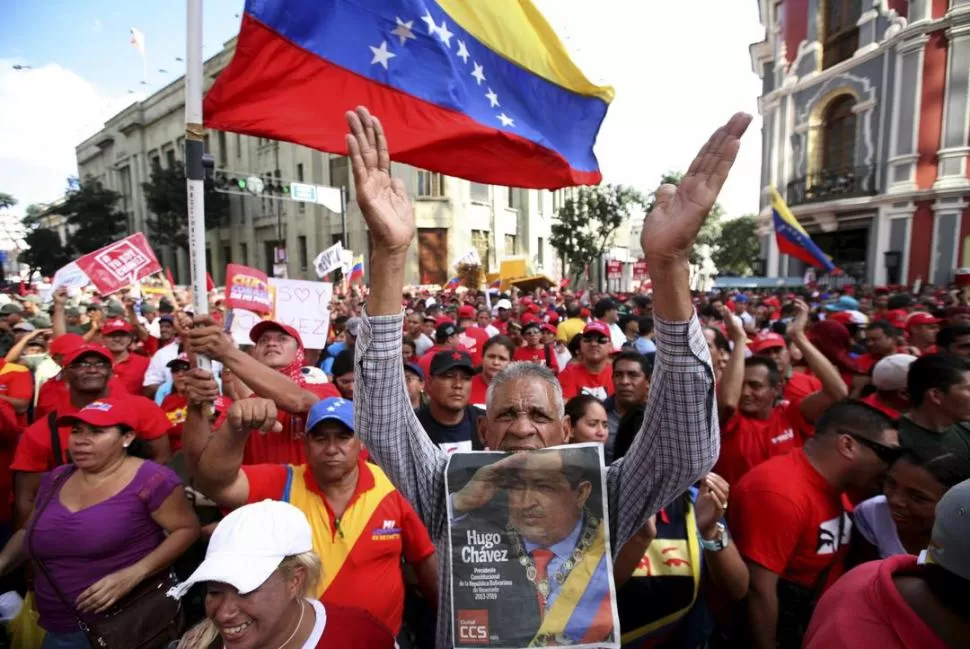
0;106;964;649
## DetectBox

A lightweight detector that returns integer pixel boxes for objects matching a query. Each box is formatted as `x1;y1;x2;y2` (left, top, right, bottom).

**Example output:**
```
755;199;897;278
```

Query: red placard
224;263;272;314
74;233;162;295
606;259;623;280
633;260;649;281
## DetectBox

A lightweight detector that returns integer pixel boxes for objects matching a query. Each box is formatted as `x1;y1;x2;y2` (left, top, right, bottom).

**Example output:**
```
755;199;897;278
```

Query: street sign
290;182;317;203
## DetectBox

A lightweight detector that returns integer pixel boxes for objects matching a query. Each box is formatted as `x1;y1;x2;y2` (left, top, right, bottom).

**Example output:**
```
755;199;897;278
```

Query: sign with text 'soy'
230;278;332;349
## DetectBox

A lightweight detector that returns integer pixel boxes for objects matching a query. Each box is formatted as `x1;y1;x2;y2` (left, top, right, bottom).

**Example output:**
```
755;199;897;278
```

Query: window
507;187;519;210
176;136;186;160
552;190;562;214
240;242;248;265
298;235;308;271
218;131;228;166
235;133;242;159
416;170;444;198
773;0;785;57
536;192;544;217
205;247;213;276
537;236;544;267
472;229;491;272
823;0;861;69
505;234;517;255
222;245;232;268
149;151;161;170
296;163;304;181
118;166;132;212
470;182;489;203
165;148;176;169
821;95;857;172
203;134;211;155
329;156;349;190
418;228;448;285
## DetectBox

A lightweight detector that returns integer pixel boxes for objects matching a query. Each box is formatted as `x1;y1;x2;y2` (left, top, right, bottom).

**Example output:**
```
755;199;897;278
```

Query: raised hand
452;452;528;515
345;106;414;255
719;305;746;345
695;473;730;539
226;398;281;436
641;113;752;267
788;298;810;338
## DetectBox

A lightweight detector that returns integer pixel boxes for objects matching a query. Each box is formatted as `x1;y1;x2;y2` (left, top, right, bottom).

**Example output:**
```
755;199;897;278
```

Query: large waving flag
769;186;836;272
204;0;613;189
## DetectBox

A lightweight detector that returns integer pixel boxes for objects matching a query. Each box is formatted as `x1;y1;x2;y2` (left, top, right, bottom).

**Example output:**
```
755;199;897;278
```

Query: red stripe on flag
204;15;600;190
777;236;829;270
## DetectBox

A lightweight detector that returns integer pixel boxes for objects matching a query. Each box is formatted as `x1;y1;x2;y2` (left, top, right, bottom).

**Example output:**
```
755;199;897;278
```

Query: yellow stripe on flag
769;186;810;236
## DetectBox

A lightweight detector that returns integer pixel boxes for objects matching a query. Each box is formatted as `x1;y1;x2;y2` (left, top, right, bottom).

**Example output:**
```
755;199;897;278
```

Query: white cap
168;500;312;599
496;298;512;310
871;354;917;392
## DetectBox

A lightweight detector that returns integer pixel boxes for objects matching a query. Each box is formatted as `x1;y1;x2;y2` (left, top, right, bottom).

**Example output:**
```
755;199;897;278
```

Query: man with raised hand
348;104;750;647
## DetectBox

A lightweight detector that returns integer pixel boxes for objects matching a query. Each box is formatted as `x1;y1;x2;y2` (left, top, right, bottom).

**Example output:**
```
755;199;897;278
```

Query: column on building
887;34;928;193
934;21;970;189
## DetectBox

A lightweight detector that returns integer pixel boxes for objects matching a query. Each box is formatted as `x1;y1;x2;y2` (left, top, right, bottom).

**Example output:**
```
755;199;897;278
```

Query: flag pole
186;0;211;372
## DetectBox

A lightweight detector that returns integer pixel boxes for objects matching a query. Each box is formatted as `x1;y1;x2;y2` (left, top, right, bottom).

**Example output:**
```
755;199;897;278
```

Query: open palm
641;113;752;265
345;107;414;253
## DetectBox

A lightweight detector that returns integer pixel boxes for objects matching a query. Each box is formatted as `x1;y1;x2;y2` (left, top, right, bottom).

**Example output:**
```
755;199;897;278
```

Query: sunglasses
70;360;111;371
583;336;609;345
842;431;902;465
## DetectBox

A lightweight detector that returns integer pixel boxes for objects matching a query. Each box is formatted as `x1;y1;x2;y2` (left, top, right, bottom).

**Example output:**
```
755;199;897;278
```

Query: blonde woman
171;500;395;649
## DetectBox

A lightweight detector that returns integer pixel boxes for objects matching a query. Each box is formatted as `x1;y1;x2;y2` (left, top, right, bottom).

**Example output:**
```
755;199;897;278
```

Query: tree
50;177;128;254
19;229;73;280
550;184;646;285
142;161;229;253
713;215;761;276
644;171;723;266
0;193;15;210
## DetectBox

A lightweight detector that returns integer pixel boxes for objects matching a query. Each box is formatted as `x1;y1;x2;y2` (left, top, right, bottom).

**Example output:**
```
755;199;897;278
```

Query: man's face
255;330;299;370
334;372;354;400
406;314;423;337
159;320;176;342
945;334;970;358
421;320;435;337
911;323;939;346
405;371;423;407
523;327;542;347
846;427;901;497
602;308;617;324
739;365;777;416
498;308;510;322
477;311;491;328
305;421;360;484
65;353;112;394
428;369;472;411
483;377;564;450
65;312;81;326
612;359;649;409
757;345;789;375
580;333;609;365
506;452;590;547
865;328;896;357
939;371;970;421
103;332;132;354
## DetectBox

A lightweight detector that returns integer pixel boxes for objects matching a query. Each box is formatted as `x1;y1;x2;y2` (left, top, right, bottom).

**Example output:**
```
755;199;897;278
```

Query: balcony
785;165;879;207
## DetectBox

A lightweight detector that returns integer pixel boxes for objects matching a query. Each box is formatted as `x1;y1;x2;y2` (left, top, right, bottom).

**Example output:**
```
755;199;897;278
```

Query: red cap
56;398;133;429
527;304;541;314
62;344;113;368
582;321;611;338
544;311;560;325
101;319;134;335
541;323;557;335
906;312;942;329
520;297;533;306
827;311;855;325
249;320;303;347
434;316;455;328
49;333;86;358
520;313;539;325
457;305;476;320
750;332;785;353
580;307;591;319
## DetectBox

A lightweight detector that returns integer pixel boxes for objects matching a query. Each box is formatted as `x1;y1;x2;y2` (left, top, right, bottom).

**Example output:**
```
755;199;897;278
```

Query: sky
0;0;766;220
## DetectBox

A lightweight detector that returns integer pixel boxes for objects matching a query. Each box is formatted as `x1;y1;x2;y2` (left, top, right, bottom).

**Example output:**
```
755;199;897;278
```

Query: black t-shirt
417;405;483;452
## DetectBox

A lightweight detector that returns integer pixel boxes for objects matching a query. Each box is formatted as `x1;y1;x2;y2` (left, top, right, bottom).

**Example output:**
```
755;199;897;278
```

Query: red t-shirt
715;403;805;486
315;604;397;648
469;374;489;409
513;345;560;373
457;327;490;366
242;383;340;465
861;393;902;420
0;361;34;428
491;319;509;335
0;399;22;523
35;375;126;420
558;363;614;401
112;353;150;395
160;393;188;452
729;448;850;590
783;371;822;404
243;459;435;634
803;554;946;649
12;391;171;472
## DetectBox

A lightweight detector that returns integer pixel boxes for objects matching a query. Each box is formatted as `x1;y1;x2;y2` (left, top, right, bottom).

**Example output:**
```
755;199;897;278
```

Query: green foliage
21;204;45;230
644;171;723;266
550;184;646;284
713;215;761;276
0;193;15;210
19;229;73;280
50;177;128;254
142;161;229;252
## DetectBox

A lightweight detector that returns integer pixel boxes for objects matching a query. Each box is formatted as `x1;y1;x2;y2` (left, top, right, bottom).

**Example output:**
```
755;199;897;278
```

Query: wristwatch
698;522;729;552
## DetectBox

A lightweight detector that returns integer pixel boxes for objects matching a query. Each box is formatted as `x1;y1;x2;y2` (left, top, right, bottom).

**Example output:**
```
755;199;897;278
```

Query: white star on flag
370;41;396;69
456;40;470;63
421;11;438;35
497;113;514;127
485;88;500;107
437;20;453;47
391;17;416;46
471;62;486;85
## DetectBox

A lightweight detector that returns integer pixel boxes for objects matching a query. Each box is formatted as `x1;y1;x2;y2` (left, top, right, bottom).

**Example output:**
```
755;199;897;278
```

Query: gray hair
485;361;565;417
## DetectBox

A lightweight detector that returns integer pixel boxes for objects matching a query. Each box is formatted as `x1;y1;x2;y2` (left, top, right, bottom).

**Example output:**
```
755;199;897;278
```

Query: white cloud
0;61;140;215
534;0;765;218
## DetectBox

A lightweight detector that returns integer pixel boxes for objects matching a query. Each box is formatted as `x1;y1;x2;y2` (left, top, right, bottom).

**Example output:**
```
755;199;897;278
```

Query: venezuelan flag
349;255;365;283
204;0;612;189
769;187;836;272
445;276;460;290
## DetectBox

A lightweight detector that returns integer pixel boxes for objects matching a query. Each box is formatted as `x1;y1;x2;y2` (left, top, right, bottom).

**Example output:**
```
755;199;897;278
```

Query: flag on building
769;186;836;272
203;0;613;189
130;27;146;55
349;255;364;284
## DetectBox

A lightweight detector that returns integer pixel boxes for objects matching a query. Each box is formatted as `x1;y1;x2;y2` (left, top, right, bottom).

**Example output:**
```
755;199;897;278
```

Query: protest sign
73;233;162;295
446;444;619;649
51;261;91;293
313;242;344;278
230;278;332;349
224;264;272;314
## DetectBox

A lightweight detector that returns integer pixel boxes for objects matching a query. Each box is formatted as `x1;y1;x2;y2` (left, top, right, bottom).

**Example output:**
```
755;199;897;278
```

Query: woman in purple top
0;396;200;649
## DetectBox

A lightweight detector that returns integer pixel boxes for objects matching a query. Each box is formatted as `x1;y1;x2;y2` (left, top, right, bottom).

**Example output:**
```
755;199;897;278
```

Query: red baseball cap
101;319;134;335
434;316;455;328
249;320;303;347
56;398;134;429
906;312;942;330
541;323;557;335
750;332;785;353
580;307;591;319
457;305;476;320
49;333;86;358
62;344;113;368
582;321;611;339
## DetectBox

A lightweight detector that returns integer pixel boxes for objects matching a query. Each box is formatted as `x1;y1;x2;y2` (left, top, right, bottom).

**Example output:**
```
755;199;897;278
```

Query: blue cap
305;397;354;434
734;294;749;303
404;362;424;381
825;295;860;312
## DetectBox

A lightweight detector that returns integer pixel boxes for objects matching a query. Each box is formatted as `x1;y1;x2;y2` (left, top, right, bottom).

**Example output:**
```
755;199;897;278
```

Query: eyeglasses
843;431;902;465
583;336;609;345
70;360;111;371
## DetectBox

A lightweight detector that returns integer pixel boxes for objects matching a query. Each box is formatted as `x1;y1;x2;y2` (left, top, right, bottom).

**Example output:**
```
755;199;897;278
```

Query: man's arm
346;106;447;533
717;309;747;424
746;562;780;649
608;112;751;551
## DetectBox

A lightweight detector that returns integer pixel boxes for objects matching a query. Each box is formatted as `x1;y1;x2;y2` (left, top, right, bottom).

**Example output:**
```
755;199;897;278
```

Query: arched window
821;95;856;172
823;0;861;68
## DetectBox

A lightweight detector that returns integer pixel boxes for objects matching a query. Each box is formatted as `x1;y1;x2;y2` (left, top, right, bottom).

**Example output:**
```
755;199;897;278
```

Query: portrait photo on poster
445;443;620;649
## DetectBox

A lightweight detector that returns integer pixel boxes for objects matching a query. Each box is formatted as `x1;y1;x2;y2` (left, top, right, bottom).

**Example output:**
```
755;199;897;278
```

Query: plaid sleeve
354;311;449;539
607;313;719;553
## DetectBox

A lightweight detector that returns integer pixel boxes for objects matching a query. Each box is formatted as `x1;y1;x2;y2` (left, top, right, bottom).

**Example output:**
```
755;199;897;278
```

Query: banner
224;264;272;314
632;260;649;281
313;242;344;278
446;444;619;649
230;278;332;349
51;261;91;293
605;260;623;280
74;233;162;295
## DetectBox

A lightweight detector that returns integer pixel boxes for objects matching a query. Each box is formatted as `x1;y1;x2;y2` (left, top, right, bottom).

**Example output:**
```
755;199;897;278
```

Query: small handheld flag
349;255;365;284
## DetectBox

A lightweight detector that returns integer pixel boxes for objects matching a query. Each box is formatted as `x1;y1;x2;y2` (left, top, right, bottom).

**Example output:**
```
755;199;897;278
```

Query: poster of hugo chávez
446;443;620;648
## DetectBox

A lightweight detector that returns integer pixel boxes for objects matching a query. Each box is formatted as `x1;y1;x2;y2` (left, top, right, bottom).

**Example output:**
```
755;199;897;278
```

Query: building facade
751;0;970;286
74;37;573;286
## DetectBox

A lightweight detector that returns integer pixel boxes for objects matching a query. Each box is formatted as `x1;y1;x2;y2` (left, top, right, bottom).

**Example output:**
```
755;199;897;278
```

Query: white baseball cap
871;354;917;392
169;500;313;599
495;298;512;310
